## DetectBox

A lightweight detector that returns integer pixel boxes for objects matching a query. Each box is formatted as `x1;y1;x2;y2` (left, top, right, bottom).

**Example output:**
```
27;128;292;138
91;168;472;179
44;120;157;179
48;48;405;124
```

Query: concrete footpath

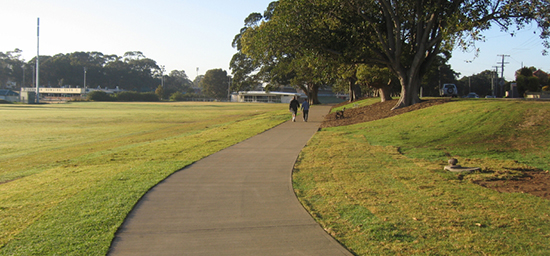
108;105;353;256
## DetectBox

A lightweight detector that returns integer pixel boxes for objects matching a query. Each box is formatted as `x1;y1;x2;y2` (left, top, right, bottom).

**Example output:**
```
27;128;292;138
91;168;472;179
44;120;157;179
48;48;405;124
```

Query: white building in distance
231;91;304;103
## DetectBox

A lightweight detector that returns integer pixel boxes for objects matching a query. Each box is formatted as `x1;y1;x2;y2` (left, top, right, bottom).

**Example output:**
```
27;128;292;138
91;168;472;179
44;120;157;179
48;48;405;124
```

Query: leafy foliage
236;0;550;108
115;91;159;102
87;91;114;101
0;50;193;94
169;91;185;101
458;70;495;96
200;69;230;100
88;91;159;102
0;49;25;88
515;66;544;95
155;85;164;100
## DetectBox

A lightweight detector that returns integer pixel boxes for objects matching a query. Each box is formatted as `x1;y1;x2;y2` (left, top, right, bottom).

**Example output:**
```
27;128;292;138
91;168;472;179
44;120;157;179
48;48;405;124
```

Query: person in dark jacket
300;98;310;122
289;96;300;122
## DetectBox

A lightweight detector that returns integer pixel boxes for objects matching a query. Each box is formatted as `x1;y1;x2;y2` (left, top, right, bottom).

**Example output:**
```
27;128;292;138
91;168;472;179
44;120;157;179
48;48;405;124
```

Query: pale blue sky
0;0;274;79
448;24;550;81
1;0;548;81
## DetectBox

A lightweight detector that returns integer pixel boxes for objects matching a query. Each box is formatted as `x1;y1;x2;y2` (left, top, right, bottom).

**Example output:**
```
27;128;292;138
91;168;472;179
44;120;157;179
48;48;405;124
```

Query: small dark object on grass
335;108;346;119
448;158;458;166
445;158;480;173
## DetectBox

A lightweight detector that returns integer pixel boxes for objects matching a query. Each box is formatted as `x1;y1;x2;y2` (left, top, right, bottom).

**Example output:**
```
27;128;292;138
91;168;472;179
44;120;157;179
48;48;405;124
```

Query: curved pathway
108;105;352;256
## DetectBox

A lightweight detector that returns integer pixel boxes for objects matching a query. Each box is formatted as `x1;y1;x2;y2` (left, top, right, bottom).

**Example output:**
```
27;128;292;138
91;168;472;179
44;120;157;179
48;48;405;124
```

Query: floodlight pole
36;17;40;103
83;67;87;98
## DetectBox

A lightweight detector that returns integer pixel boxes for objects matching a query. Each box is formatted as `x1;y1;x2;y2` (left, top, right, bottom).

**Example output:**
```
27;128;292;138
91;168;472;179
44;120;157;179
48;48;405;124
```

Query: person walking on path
301;98;310;122
289;96;300;122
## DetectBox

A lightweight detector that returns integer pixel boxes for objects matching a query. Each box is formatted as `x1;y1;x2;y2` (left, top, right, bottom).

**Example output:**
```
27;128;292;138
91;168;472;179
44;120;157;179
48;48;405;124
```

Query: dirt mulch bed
474;171;550;200
321;98;550;200
321;99;450;128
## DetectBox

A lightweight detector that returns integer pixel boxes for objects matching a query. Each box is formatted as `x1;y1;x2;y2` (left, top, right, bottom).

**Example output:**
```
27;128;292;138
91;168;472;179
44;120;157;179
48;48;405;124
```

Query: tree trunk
348;77;362;102
309;83;321;104
392;74;421;110
379;86;392;102
353;82;362;100
348;79;355;101
378;78;393;102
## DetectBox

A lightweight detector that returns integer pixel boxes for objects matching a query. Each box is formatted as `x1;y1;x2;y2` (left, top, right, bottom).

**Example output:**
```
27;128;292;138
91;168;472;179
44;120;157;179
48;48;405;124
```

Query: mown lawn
294;99;550;255
0;101;288;255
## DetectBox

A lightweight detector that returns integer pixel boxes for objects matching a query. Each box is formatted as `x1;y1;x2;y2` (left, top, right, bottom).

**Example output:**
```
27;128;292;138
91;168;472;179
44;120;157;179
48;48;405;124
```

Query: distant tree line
0;49;200;100
452;66;550;98
87;91;159;102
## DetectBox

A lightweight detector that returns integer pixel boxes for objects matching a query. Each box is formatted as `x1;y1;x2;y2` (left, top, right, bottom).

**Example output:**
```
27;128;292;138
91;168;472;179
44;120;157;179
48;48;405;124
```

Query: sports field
0;101;288;255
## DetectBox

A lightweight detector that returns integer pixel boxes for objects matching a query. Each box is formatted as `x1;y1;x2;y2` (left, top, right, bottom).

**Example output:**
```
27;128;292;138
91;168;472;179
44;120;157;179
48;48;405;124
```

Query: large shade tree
200;69;231;100
230;12;265;92
236;2;340;104
0;49;25;88
164;70;193;95
230;3;279;93
270;0;550;109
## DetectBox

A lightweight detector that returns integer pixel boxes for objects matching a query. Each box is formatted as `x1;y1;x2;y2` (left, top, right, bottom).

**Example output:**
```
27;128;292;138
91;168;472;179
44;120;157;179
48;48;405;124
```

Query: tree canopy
237;0;550;108
515;66;549;95
200;69;230;100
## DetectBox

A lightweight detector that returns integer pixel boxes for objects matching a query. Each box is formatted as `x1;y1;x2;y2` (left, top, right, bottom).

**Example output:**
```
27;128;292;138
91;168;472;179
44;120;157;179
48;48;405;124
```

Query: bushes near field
169;92;211;101
88;91;212;102
87;91;159;102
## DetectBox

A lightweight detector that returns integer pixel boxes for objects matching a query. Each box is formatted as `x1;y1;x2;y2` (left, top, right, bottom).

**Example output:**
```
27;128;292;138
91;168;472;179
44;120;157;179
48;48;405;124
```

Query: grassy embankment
0;101;288;255
294;99;550;255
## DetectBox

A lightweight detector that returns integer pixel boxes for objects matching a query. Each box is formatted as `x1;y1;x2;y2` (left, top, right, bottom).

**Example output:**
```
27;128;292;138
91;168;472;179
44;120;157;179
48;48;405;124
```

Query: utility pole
83;67;87;98
497;55;510;97
497;54;510;80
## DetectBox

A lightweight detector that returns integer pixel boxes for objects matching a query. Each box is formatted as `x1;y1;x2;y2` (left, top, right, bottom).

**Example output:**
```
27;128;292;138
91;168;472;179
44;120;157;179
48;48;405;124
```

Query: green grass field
2;99;550;255
0;102;288;255
294;99;550;255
